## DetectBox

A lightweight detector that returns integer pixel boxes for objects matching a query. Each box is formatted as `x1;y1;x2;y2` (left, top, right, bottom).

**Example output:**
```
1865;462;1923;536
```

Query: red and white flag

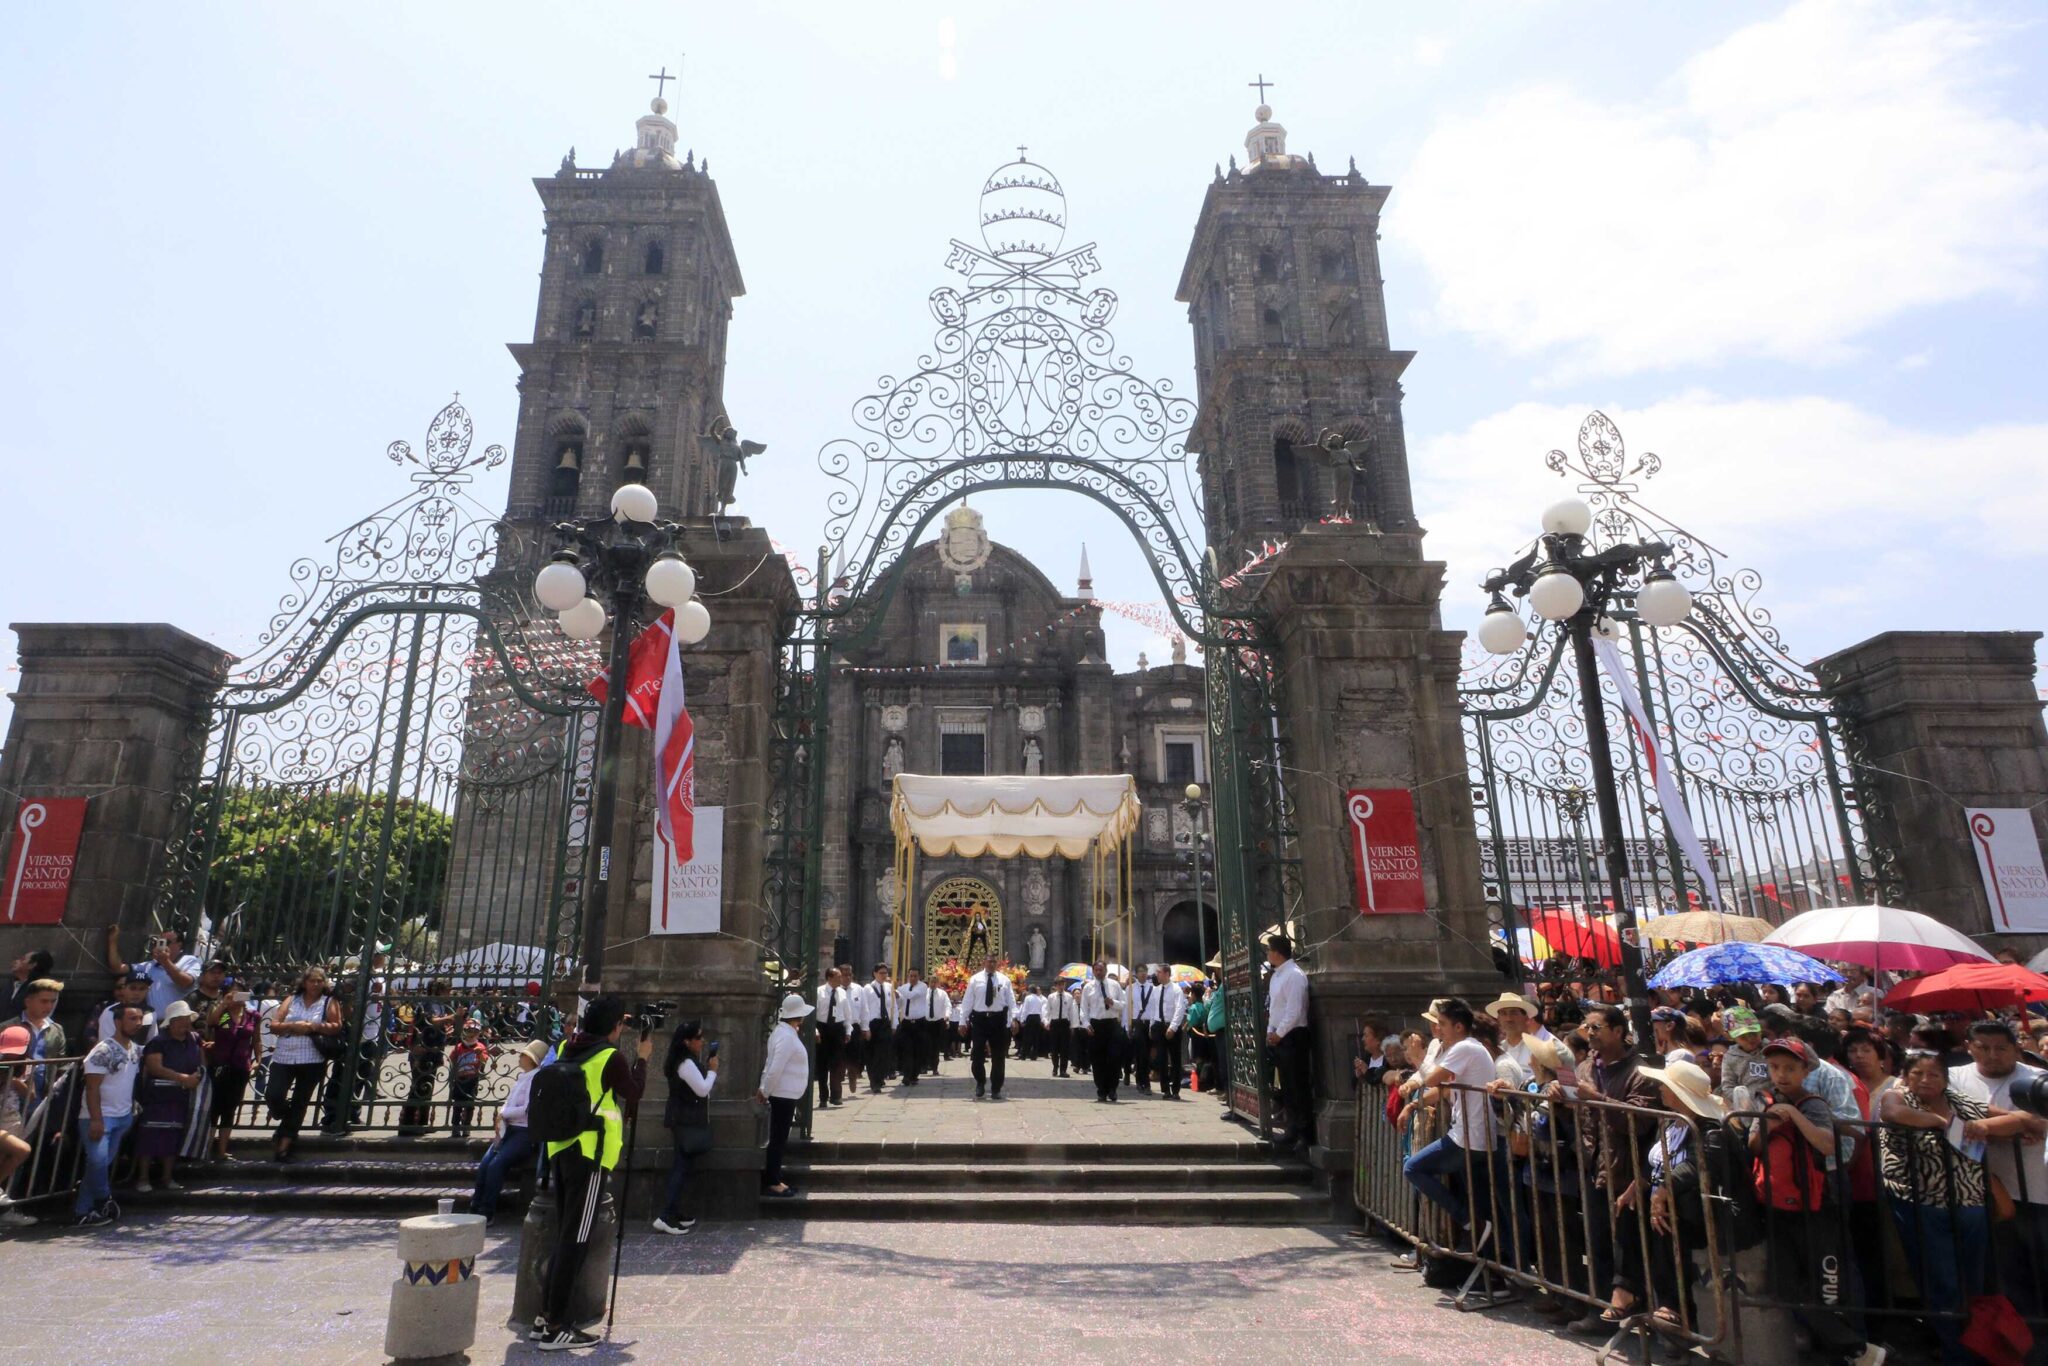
1592;637;1722;910
588;611;695;860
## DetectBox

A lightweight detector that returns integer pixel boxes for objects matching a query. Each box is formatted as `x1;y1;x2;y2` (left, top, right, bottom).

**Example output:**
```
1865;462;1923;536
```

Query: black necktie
985;973;994;1009
826;990;834;1024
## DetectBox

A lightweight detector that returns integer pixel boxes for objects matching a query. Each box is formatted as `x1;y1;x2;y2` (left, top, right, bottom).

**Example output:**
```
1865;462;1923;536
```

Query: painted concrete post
384;1209;487;1362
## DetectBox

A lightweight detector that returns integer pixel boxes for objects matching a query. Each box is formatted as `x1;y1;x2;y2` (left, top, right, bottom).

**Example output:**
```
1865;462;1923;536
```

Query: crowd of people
1363;964;2048;1365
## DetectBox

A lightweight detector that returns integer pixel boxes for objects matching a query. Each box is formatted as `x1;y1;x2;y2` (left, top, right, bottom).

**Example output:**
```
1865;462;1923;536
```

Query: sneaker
534;1325;600;1352
75;1206;115;1229
651;1216;697;1236
1852;1348;1888;1366
162;1180;186;1193
528;1316;548;1342
133;1179;153;1195
0;1190;12;1208
0;1209;36;1228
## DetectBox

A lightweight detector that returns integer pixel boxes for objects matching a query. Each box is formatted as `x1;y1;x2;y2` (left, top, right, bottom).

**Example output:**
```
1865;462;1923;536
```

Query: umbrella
1642;911;1773;946
1054;962;1092;984
1763;904;1996;974
1491;926;1556;966
1526;908;1623;968
1169;964;1207;985
1883;962;2048;1015
1649;942;1846;989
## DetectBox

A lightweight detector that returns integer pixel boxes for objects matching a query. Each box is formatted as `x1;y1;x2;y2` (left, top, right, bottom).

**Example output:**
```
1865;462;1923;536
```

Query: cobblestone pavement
14;1212;1597;1365
811;1053;1250;1144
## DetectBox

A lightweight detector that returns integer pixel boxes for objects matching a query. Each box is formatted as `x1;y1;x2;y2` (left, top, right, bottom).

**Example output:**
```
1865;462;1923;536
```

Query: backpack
1753;1098;1826;1213
528;1043;610;1146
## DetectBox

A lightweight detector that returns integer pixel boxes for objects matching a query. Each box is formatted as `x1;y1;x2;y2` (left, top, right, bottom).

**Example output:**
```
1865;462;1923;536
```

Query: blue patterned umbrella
1648;941;1844;989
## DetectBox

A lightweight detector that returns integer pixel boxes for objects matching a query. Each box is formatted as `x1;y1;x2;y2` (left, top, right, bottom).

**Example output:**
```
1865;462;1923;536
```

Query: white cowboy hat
160;1000;197;1022
778;992;813;1020
1484;992;1539;1019
1636;1057;1727;1122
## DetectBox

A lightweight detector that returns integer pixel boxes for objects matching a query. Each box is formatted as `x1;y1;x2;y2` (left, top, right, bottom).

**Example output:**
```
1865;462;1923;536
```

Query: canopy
890;774;1142;860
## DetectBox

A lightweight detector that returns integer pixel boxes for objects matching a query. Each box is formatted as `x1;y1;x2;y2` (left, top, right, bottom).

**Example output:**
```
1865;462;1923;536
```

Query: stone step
181;1157;483;1185
790;1140;1279;1163
783;1161;1312;1192
754;1188;1333;1224
115;1182;481;1216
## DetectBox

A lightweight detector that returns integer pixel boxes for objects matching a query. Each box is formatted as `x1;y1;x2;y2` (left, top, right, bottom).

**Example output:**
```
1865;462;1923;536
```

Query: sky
2;0;2045;735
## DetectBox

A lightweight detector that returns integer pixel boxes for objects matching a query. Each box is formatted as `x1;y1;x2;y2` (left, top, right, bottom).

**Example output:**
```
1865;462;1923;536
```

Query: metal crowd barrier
1356;1079;2048;1362
3;1055;87;1215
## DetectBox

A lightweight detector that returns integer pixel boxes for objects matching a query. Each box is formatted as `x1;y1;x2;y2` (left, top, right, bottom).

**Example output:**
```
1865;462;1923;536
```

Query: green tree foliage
199;785;453;969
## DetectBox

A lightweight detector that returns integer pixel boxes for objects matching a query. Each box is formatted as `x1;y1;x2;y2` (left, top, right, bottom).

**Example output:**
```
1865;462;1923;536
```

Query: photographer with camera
653;1019;717;1235
105;924;200;1025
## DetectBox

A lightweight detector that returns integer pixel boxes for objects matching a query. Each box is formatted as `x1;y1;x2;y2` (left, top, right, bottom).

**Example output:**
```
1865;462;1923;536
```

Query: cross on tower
648;66;676;100
1248;73;1275;103
1016;144;1028;162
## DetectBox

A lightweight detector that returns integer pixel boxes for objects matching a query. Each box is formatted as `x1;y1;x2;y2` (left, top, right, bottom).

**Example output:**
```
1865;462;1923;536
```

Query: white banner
1591;637;1723;910
651;805;723;936
1968;808;2048;933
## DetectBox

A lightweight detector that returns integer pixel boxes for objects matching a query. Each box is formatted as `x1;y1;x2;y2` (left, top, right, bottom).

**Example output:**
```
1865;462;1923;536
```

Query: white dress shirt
867;980;898;1027
816;983;848;1028
1136;979;1187;1030
899;982;932;1021
1021;993;1045;1021
758;1021;810;1100
1046;989;1078;1024
1266;958;1309;1036
965;970;1017;1015
1080;976;1125;1023
930;988;952;1025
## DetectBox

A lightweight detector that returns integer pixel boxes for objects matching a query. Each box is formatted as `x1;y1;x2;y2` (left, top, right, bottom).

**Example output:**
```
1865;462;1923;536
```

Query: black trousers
1048;1020;1072;1075
1089;1021;1124;1099
763;1096;798;1187
543;1149;604;1329
1269;1026;1314;1144
1154;1023;1182;1096
969;1012;1009;1094
1129;1021;1151;1088
866;1021;893;1090
1022;1017;1045;1061
815;1023;845;1105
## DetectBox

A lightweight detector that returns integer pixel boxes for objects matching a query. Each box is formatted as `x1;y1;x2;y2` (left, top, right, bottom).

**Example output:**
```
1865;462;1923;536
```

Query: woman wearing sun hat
1631;1056;1733;1332
755;991;812;1199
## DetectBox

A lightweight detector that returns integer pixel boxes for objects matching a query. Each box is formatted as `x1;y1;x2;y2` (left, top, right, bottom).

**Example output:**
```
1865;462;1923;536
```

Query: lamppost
1475;496;1693;1054
533;482;710;994
1180;783;1211;970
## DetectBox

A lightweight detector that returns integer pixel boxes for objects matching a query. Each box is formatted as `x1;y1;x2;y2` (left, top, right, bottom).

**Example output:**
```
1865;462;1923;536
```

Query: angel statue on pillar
706;414;767;515
1293;427;1374;524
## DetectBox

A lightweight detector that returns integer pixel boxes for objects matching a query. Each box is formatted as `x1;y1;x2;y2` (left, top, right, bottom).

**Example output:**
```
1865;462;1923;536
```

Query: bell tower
501;84;745;553
1176;98;1419;562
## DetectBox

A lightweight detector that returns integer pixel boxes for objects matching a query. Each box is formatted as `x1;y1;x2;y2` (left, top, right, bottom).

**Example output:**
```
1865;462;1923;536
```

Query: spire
1244;94;1306;172
1077;544;1094;599
618;71;682;172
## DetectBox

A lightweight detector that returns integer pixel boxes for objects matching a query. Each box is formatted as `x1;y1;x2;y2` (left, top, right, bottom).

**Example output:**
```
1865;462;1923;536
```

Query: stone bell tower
499;86;745;555
1179;94;1496;1169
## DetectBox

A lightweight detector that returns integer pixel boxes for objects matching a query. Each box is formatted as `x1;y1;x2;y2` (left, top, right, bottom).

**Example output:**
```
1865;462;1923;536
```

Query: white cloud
1395;0;2048;378
1413;394;2048;648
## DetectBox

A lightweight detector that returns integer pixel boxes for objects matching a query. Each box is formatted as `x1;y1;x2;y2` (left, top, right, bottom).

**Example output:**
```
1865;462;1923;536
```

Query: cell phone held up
707;1040;721;1059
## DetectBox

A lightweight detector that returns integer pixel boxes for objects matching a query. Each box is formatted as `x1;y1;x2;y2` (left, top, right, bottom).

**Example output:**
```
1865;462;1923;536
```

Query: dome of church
979;156;1066;262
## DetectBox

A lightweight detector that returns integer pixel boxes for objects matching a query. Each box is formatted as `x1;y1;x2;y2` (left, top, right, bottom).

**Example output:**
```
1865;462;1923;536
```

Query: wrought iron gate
1462;414;1895;977
761;157;1295;1133
152;400;600;1133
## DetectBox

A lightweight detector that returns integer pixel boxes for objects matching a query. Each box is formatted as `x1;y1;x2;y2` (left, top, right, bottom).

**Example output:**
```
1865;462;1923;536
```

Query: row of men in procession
808;956;1204;1105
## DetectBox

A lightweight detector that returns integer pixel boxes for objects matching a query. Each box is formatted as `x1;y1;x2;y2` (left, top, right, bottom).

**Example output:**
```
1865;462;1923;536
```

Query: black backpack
527;1043;609;1146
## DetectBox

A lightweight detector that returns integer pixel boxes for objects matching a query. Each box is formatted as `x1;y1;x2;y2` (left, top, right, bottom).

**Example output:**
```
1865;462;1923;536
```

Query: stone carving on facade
881;734;904;782
1022;736;1043;775
1026;925;1047;970
1146;808;1171;848
1022;863;1049;913
937;502;992;592
882;704;909;733
1018;705;1045;734
705;414;766;515
1171;804;1193;848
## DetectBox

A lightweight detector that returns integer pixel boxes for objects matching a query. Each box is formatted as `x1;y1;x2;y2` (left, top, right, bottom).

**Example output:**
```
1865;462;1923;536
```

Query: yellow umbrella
1169;964;1207;985
1643;910;1773;946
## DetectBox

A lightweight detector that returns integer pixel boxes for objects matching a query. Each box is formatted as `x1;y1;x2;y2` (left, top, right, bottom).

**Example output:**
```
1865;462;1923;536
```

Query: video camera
2011;1069;2048;1119
631;999;680;1035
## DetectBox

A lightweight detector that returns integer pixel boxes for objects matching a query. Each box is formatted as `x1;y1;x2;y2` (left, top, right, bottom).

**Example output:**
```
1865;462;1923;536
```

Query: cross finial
1016;144;1028;162
648;66;675;100
1249;73;1274;104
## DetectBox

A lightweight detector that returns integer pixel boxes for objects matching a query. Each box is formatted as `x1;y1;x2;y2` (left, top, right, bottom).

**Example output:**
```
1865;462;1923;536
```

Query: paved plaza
17;1211;1594;1365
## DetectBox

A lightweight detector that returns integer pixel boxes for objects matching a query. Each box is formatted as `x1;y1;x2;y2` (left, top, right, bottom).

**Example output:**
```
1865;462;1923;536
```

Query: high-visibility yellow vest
545;1045;624;1168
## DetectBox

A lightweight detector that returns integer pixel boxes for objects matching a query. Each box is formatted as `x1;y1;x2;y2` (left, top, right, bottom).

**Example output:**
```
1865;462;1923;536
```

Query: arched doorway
1160;899;1218;969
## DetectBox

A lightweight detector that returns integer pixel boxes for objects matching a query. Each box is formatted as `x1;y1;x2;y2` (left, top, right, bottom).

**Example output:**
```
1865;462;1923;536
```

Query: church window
1317;244;1356;282
1261;307;1286;346
633;298;658;340
644;240;665;275
620;440;651;482
580;240;604;275
1273;436;1303;509
1164;739;1197;786
1325;301;1356;347
549;442;582;514
939;713;987;775
1256;248;1280;282
572;299;596;339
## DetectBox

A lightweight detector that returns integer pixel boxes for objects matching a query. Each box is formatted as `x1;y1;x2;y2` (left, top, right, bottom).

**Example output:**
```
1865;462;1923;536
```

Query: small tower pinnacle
1077;544;1095;599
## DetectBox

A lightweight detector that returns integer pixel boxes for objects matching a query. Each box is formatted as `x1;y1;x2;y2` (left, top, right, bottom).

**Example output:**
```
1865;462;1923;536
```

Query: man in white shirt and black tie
1138;964;1189;1099
1019;984;1046;1061
1129;968;1160;1093
1080;960;1127;1102
1044;980;1077;1077
895;967;931;1086
961;955;1018;1100
1264;934;1313;1150
863;964;897;1093
815;967;850;1108
841;966;869;1096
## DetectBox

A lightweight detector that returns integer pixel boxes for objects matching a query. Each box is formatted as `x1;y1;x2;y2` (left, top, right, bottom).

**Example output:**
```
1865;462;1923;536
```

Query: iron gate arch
762;156;1298;1134
151;399;601;1134
1461;413;1896;981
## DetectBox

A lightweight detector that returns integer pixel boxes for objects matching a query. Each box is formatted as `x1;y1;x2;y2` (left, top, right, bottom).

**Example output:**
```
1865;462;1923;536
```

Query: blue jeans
74;1112;135;1216
470;1123;536;1217
658;1135;694;1223
1404;1134;1492;1230
1893;1201;1989;1366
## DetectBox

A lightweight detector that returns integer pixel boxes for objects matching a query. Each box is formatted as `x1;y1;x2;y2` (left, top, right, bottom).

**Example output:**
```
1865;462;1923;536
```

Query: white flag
1591;637;1723;910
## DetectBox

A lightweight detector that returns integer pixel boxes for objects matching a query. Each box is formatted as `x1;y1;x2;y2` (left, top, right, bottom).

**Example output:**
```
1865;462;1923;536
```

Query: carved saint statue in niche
881;734;904;782
1027;925;1048;970
1022;736;1043;776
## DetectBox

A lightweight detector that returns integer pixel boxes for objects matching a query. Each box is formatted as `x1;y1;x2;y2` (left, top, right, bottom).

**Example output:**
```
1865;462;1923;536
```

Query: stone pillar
0;623;228;1039
603;520;798;1217
1252;528;1498;1167
1816;631;2048;947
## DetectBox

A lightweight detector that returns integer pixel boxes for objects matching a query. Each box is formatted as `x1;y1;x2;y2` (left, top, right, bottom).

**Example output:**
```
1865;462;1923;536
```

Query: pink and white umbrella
1762;904;1996;974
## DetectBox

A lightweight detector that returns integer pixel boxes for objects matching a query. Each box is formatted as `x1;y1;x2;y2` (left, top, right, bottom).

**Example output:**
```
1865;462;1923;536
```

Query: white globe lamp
558;597;608;641
533;557;588;613
1636;569;1694;628
1477;603;1528;656
676;599;712;645
644;554;697;608
1527;569;1585;622
611;483;658;524
1540;498;1593;538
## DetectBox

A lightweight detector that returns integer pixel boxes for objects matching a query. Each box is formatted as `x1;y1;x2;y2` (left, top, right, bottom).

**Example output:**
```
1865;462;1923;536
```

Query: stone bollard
384;1205;487;1363
508;1184;617;1333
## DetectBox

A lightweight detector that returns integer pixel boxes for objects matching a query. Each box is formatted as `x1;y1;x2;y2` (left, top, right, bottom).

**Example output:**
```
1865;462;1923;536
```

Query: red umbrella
1525;908;1624;969
1883;961;2048;1015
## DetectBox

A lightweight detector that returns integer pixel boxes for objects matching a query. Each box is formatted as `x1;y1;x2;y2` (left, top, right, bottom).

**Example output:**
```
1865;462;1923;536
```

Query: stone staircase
117;1135;493;1217
764;1138;1330;1224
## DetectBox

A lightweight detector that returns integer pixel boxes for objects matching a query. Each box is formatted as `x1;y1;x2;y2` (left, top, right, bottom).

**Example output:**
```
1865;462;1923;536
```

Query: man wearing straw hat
1630;1056;1732;1331
1484;992;1544;1080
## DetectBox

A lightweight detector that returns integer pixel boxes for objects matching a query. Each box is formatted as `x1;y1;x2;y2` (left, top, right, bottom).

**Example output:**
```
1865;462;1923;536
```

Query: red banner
5;797;88;925
1346;788;1426;914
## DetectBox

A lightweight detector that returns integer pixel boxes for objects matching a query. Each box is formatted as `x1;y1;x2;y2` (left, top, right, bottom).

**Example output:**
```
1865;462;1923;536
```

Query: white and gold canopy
889;774;1141;860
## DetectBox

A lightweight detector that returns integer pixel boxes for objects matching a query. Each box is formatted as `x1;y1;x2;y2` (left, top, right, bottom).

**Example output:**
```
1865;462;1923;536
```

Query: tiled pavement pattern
12;1212;1594;1364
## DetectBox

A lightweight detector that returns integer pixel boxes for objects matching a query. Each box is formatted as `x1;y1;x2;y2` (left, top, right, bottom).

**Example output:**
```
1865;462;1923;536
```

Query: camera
633;999;680;1034
2010;1070;2048;1119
